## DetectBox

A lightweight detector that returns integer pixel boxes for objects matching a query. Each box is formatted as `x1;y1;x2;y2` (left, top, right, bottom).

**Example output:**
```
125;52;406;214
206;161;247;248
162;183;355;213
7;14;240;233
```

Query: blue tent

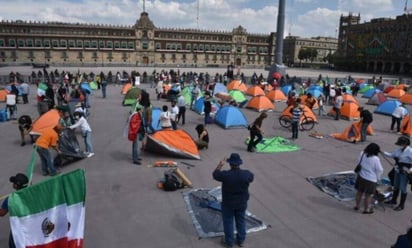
306;87;323;98
374;100;407;116
213;83;227;96
150;107;163;131
193;97;220;115
80;82;92;94
281;85;292;96
214;106;248;129
362;88;379;98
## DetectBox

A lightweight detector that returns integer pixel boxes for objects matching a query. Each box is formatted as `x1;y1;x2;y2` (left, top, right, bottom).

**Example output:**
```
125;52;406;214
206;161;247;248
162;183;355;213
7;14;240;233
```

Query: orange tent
401;114;412;136
383;85;395;94
0;89;7;102
246;95;275;112
396;84;407;90
386;88;406;98
145;129;200;159
327;101;360;120
30;109;61;135
266;89;287;102
246;86;265;96
331;121;374;143
299;95;319;110
121;83;132;95
342;94;358;104
227;80;247;92
281;105;318;123
400;94;412;105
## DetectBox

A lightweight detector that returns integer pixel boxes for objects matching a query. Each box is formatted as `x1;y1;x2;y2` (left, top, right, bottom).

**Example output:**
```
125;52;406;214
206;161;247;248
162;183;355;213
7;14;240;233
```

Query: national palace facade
0;11;336;70
335;13;412;74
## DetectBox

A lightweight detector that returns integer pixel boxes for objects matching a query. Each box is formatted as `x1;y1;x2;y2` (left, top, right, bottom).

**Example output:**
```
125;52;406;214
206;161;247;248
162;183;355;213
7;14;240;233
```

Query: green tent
359;85;375;93
245;136;300;153
89;81;98;90
229;90;246;103
181;86;203;105
122;87;142;106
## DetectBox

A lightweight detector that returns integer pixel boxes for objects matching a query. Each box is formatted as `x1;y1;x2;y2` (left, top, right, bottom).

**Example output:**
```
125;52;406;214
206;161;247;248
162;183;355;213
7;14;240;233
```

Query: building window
176;44;181;50
237;46;241;53
199;44;204;51
121;41;127;49
99;41;105;49
107;41;113;48
60;40;67;48
26;39;33;47
193;44;197;51
205;45;209;51
68;40;75;48
142;42;148;49
155;43;161;49
44;40;50;48
211;45;215;51
186;44;191;50
76;40;82;48
84;41;90;48
0;39;4;47
114;41;120;49
52;40;59;48
18;39;24;47
128;42;134;49
91;41;98;48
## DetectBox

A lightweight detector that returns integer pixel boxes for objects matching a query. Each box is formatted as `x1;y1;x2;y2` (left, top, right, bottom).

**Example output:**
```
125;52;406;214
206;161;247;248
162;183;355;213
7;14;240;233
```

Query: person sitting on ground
18;115;35;146
195;124;209;149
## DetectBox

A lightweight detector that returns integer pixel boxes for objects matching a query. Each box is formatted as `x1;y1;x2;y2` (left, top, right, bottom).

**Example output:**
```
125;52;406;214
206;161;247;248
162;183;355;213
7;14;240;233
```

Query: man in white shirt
159;105;172;129
20;81;30;104
391;104;408;133
176;94;186;125
6;93;17;120
170;101;179;130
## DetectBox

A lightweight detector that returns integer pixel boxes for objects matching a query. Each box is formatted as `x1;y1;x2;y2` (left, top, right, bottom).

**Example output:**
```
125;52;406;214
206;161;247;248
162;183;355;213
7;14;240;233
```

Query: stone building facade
335;13;412;74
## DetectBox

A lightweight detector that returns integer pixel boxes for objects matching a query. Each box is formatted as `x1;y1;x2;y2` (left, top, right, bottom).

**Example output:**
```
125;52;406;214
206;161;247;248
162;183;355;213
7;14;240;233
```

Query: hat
9;173;28;187
396;136;410;146
226;153;243;166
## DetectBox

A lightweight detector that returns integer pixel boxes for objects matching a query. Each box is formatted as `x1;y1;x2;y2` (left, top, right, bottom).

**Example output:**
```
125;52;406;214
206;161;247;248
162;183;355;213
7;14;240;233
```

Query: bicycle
278;110;315;131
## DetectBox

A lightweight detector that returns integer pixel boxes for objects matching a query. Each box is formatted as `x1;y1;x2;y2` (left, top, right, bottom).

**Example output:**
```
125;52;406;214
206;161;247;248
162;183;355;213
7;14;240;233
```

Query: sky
0;0;407;38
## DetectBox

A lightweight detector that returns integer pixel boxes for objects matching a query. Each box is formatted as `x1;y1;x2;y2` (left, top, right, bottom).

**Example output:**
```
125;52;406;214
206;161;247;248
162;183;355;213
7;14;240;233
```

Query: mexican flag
8;169;86;248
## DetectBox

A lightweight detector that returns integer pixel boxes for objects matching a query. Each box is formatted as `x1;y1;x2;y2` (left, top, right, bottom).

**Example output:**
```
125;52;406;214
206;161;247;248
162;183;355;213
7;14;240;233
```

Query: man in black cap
213;153;254;248
0;173;29;248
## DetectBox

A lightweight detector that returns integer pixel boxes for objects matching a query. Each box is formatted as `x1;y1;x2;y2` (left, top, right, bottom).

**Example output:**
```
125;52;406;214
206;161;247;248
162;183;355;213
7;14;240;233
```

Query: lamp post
267;0;286;83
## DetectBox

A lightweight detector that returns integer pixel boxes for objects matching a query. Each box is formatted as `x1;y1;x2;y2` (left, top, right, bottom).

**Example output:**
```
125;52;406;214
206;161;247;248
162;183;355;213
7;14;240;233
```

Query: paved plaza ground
0;66;412;247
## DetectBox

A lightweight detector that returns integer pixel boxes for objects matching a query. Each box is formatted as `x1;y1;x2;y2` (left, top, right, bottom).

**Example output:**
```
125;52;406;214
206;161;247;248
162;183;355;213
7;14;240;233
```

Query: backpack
163;169;184;191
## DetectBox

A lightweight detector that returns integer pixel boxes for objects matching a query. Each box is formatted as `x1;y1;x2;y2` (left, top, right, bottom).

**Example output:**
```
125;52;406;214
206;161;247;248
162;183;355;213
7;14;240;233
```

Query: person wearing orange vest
34;125;62;176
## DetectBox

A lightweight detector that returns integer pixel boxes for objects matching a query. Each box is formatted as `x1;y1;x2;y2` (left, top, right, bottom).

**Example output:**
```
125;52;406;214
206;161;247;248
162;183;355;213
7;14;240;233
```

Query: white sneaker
87;153;95;158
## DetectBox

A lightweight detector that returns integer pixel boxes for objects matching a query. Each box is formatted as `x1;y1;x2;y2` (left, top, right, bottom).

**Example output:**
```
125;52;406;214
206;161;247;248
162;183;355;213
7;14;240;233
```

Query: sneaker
87;153;95;158
50;170;61;176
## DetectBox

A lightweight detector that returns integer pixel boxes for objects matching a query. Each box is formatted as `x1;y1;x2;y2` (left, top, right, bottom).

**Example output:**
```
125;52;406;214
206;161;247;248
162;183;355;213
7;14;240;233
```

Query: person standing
190;83;200;110
6;92;17;120
353;143;383;214
358;107;373;142
159;105;172;129
0;173;29;248
127;104;143;165
139;90;155;134
247;112;267;152
383;136;412;211
334;89;343;120
291;101;303;140
20;81;29;104
391;103;408;134
101;78;107;99
204;93;212;125
170;101;179;130
213;153;254;248
176;93;186;125
317;94;326;116
69;111;94;158
34;125;62;176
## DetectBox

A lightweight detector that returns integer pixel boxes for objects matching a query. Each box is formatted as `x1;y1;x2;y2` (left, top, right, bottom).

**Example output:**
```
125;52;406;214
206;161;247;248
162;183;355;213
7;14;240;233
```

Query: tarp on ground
307;171;358;201
183;186;267;239
145;129;200;159
245;136;300;153
122;87;142;106
54;128;86;167
374;99;405;116
30;109;61;135
367;92;387;105
330;121;374;143
246;95;275;112
214;106;248;128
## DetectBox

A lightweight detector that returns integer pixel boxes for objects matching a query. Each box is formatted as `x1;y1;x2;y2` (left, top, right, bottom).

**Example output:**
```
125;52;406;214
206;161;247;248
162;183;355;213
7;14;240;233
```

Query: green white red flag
8;169;86;248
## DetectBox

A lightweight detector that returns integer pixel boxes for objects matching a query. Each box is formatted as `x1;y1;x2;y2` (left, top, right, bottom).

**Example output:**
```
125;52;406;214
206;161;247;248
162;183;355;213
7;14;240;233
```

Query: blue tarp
214;106;248;128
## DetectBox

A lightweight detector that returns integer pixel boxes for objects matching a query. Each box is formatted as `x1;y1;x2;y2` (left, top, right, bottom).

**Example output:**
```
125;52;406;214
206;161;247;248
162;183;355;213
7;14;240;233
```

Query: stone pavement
0;68;411;247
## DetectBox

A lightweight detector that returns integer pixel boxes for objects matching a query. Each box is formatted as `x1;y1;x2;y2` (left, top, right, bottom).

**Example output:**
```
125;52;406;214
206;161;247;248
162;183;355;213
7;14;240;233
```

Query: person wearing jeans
35;125;62;176
213;153;254;248
69;111;94;158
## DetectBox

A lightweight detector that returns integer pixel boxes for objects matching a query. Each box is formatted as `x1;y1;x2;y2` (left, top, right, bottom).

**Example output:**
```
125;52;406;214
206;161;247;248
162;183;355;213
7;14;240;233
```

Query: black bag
388;168;395;186
163;169;184;191
354;153;365;174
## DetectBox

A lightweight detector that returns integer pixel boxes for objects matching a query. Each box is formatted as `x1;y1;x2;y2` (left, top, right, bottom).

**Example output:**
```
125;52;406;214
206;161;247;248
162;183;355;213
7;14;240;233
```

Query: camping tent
400;94;412;105
386;88;406;99
213;83;228;96
281;85;292;96
228;90;247;104
246;95;275;112
367;92;387;105
121;83;132;95
122;87;141;106
330;121;374;143
342;94;358;105
227;80;247;92
265;89;287;102
193;97;220;115
0;89;7;101
306;85;323;98
214;106;248;128
374;99;404;116
281;105;318;123
299;95;319;110
401;114;412;136
245;86;265;96
80;82;92;94
30;109;61;135
145;129;200;159
327;101;360;120
362;88;378;98
89;81;98;90
359;85;375;94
